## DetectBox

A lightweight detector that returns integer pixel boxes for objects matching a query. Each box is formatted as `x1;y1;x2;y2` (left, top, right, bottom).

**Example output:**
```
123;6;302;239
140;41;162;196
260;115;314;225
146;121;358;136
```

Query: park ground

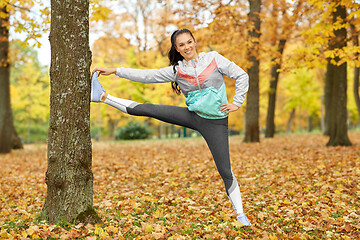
0;132;359;239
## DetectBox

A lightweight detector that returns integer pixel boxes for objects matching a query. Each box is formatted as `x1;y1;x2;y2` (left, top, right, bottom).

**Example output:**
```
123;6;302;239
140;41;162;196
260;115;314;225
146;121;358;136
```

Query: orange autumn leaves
0;132;360;239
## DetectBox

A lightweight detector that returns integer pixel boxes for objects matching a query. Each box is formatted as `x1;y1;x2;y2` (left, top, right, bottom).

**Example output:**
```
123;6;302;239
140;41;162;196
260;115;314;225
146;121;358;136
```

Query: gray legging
124;103;243;214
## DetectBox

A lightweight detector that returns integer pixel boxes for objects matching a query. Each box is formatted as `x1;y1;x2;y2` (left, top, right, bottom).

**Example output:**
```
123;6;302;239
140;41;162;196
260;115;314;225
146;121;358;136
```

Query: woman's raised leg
91;72;197;130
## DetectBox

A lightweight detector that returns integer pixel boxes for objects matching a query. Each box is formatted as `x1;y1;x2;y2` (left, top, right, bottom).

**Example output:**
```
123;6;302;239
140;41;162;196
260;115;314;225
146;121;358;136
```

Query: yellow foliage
5;0;49;48
7;0;360;139
11;63;50;122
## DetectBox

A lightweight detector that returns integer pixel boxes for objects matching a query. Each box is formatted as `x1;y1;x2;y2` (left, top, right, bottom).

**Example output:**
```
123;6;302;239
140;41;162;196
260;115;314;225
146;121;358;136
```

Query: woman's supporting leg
197;117;244;216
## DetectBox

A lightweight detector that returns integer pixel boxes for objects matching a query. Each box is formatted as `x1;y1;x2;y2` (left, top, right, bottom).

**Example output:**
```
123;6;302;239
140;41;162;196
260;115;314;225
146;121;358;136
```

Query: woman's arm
213;51;249;109
220;103;239;115
92;67;116;76
92;66;176;84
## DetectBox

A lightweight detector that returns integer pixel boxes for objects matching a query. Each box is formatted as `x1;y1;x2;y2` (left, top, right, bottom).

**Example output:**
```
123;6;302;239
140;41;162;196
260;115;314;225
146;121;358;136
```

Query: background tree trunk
324;59;332;136
244;0;261;143
0;8;12;154
10;114;23;149
0;3;23;154
320;96;325;132
41;0;100;223
307;113;314;132
265;39;286;138
286;108;295;133
350;23;360;121
354;65;360;123
326;3;351;146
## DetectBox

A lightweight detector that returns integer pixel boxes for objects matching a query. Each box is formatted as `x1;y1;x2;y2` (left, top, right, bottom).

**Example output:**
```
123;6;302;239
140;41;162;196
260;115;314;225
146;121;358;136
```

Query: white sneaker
90;72;106;102
236;213;251;226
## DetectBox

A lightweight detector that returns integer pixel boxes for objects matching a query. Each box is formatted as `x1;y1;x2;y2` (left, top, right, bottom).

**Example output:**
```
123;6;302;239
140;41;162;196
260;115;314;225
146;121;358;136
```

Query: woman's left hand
220;103;239;115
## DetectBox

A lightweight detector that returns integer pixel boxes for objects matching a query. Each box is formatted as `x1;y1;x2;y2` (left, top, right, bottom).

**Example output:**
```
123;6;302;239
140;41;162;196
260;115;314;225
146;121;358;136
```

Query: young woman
91;29;251;226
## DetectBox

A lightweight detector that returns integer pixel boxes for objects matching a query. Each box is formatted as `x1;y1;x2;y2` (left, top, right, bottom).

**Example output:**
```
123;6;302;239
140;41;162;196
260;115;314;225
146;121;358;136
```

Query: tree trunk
307;113;313;132
11;116;23;149
244;0;261;143
107;119;118;138
354;65;360;121
41;0;100;223
326;3;351;146
320;96;325;132
0;4;11;154
0;3;23;154
324;60;332;136
350;24;360;121
354;63;360;121
265;39;286;138
298;106;302;132
286;108;295;133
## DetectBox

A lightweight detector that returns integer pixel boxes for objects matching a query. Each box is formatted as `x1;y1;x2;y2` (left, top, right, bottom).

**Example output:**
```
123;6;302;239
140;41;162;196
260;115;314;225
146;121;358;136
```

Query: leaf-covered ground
1;132;359;239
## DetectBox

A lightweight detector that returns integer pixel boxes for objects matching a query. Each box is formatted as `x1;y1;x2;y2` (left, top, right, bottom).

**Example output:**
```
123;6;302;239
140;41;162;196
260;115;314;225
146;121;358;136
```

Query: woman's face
175;33;198;62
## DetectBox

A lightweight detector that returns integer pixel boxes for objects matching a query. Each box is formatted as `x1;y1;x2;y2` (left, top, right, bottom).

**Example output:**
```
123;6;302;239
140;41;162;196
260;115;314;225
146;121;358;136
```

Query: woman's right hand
92;67;117;77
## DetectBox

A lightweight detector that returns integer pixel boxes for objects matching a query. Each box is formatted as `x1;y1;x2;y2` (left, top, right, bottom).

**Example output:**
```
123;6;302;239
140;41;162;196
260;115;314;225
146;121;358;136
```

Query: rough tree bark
0;3;23;154
325;3;351;146
244;0;261;143
40;0;100;223
265;39;286;138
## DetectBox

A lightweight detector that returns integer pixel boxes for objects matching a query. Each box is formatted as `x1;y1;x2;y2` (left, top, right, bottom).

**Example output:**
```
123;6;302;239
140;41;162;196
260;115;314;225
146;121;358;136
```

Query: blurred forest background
6;0;360;143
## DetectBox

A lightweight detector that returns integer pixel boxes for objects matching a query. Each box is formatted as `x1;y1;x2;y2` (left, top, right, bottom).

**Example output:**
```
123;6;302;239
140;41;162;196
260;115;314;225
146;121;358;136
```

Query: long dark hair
168;29;196;95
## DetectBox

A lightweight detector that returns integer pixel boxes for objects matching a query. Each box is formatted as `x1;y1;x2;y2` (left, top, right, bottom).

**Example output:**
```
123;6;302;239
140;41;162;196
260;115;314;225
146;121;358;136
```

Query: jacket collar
181;52;206;66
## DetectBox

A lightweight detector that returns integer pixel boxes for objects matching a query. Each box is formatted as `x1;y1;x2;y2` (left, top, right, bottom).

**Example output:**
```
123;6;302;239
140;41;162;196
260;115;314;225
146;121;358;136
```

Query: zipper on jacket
191;60;203;112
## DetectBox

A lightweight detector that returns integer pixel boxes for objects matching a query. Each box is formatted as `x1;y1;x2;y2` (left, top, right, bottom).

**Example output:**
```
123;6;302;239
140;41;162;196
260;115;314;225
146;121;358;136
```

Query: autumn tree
282;68;322;132
0;3;13;153
325;1;351;146
0;2;23;153
350;19;360;121
151;0;177;57
10;41;50;144
40;0;100;223
0;0;49;153
264;0;305;137
117;0;158;67
244;0;261;142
